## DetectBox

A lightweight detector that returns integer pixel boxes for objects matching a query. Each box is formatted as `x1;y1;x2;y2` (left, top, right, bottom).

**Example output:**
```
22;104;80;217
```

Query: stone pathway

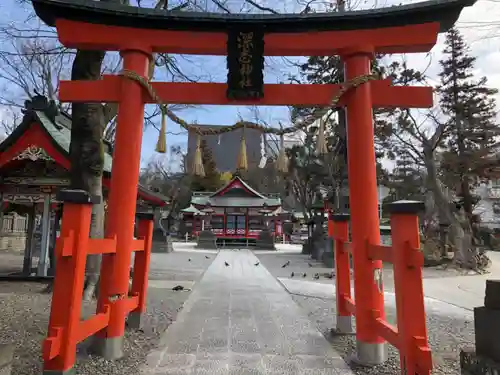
142;249;354;375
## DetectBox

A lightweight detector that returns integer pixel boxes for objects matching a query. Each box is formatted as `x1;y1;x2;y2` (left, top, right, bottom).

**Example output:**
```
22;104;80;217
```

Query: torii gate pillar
343;47;386;365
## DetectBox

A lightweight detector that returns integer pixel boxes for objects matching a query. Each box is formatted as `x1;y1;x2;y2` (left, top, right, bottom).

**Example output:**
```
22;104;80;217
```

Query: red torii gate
29;0;475;374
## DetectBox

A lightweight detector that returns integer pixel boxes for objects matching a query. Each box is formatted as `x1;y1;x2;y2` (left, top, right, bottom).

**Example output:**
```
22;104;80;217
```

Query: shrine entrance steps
142;249;353;374
216;238;257;248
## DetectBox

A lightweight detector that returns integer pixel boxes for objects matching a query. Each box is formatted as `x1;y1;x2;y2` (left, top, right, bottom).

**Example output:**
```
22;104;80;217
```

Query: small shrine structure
0;96;169;277
181;176;282;246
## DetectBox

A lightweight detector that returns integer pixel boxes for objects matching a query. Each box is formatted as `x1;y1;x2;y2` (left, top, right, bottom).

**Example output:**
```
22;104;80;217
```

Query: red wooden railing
42;189;153;374
330;201;432;375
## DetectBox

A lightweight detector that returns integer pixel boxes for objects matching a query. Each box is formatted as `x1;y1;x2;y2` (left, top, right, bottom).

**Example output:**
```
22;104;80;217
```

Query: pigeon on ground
282;261;290;268
254;262;260;266
325;272;334;279
225;261;230;267
308;262;313;267
172;285;185;291
188;258;191;262
291;272;295;277
303;273;307;278
205;255;210;259
313;273;320;280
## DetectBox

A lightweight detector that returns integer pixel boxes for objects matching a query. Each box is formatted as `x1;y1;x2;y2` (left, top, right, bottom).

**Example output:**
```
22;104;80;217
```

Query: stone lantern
196;202;217;249
256;202;276;250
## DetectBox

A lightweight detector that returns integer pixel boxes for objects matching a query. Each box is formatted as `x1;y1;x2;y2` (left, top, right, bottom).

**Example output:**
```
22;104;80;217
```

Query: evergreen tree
292;53;394;213
191;139;223;192
385;150;425;202
438;27;499;224
285;129;327;219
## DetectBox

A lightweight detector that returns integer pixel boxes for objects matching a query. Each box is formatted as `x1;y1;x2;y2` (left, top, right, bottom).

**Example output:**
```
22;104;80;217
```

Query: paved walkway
142;249;353;375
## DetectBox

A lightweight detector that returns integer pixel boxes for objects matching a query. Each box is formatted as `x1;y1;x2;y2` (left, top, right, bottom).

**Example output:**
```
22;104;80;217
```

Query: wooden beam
56;19;439;56
60;77;433;108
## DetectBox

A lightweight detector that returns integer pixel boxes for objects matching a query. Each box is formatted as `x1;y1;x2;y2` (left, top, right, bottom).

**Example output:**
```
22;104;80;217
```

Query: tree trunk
422;146;487;270
70;50;107;300
82;178;105;301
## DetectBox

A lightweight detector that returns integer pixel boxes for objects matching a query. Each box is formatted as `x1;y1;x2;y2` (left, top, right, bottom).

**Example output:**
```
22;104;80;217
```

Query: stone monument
460;279;500;374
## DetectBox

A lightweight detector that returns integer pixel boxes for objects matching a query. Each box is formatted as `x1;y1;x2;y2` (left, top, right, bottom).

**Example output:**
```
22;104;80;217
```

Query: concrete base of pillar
127;311;142;329
331;315;354;335
91;335;124;360
351;341;387;366
42;368;76;375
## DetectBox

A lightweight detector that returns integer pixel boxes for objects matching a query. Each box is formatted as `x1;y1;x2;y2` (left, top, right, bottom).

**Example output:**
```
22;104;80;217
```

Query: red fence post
332;213;354;334
128;212;154;329
43;189;98;375
387;200;431;375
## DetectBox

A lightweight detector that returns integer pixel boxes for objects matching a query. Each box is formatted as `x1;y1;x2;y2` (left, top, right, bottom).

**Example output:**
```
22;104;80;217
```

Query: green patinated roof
190;176;282;208
36;111;113;173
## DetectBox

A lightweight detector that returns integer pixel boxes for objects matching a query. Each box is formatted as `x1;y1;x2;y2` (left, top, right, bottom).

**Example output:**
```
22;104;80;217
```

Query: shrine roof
32;0;475;33
0;106;169;205
210;176;266;199
190;176;281;208
36;111;114;174
0;109;113;173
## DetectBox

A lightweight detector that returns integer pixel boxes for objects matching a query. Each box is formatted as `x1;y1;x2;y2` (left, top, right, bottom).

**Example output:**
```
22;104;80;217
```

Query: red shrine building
181;176;283;242
0;97;169;277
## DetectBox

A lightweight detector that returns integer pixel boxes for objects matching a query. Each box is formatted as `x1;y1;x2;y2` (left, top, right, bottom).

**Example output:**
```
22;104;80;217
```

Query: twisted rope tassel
236;126;248;171
316;117;328;155
276;134;289;173
155;105;167;153
192;133;205;177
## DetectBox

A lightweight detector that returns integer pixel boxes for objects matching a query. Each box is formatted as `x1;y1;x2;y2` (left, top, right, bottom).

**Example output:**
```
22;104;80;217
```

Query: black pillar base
474;306;500;363
461;348;500;374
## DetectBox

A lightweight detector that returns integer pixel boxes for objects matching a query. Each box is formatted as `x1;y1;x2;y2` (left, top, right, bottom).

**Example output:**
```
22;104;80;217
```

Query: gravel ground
0;250;214;375
170;249;471;375
292;294;474;374
256;251;475;374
